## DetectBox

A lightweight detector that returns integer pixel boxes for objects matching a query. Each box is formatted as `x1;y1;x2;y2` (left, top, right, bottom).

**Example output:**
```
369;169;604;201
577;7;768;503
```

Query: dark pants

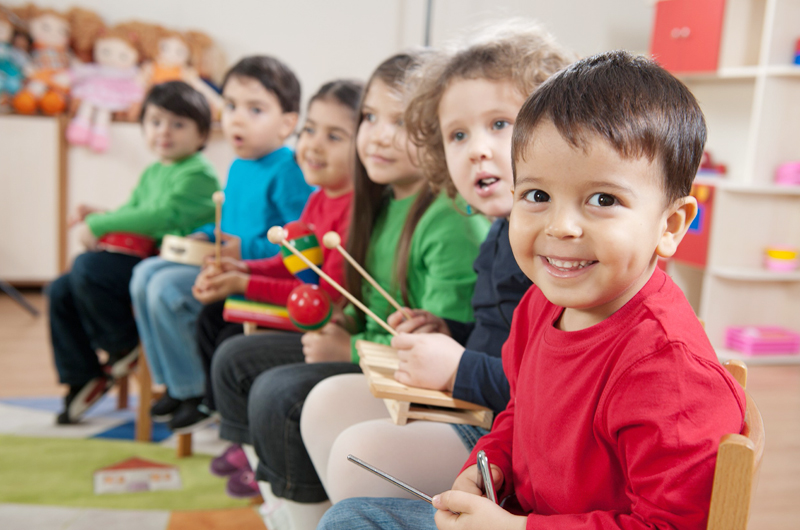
211;333;361;502
195;299;243;409
47;251;141;387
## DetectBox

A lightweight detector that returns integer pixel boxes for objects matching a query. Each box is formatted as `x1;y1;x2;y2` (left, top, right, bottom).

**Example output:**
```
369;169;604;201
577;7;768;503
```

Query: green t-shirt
85;152;220;243
346;191;490;362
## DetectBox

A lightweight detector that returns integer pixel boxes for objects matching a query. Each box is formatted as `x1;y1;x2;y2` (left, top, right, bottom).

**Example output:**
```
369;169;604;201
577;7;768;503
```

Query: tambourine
159;235;216;266
97;233;156;259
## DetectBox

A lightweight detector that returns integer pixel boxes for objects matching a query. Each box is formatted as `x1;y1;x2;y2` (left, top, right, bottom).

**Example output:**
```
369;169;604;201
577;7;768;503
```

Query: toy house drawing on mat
94;457;181;494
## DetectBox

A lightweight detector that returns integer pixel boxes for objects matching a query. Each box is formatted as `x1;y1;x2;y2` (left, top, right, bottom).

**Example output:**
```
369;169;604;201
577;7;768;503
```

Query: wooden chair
707;359;765;530
130;346;193;457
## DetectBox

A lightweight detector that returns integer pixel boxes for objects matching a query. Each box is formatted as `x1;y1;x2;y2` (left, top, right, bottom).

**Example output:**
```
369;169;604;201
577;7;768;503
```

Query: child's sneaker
225;468;261;499
168;398;216;434
104;345;140;379
210;444;250;477
56;376;113;424
150;393;182;422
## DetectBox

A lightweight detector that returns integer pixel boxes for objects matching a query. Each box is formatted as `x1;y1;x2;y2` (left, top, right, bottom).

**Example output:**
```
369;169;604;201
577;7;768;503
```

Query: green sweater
85;153;220;243
346;191;490;362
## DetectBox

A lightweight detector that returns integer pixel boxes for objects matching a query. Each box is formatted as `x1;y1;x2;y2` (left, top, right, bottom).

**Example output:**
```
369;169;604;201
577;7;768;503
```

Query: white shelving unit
665;0;800;365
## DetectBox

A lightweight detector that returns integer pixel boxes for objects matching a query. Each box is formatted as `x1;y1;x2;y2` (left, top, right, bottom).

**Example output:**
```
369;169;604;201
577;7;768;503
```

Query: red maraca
287;284;332;331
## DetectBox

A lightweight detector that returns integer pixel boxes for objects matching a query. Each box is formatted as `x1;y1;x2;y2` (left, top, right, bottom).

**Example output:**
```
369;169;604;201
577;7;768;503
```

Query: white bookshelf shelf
710;267;800;281
716;347;800;365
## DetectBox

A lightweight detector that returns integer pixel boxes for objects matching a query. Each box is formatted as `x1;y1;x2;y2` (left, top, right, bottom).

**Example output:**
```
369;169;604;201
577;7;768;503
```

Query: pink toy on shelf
775;161;800;186
725;326;800;355
764;246;798;272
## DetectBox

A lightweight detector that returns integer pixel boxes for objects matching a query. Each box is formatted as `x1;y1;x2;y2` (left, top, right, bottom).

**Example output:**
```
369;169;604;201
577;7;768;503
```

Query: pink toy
725;326;800;355
764;246;798;272
775;161;800;186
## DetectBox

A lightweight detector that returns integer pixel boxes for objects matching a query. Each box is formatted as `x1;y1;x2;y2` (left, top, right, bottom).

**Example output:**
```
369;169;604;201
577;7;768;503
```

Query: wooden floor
1;290;798;528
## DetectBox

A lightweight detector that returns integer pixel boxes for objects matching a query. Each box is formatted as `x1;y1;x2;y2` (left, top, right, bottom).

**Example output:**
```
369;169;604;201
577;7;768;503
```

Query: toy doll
11;5;75;115
67;25;145;152
68;7;104;63
0;5;29;111
186;29;226;92
139;26;223;119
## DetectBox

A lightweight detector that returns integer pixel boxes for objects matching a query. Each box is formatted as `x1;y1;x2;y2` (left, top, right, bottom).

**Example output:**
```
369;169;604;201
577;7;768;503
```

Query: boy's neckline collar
159;152;199;166
548;266;667;338
244;145;289;163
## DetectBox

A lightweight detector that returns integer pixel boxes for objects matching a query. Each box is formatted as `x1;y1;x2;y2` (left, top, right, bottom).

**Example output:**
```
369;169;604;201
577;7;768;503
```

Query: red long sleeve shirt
243;189;352;305
467;268;745;530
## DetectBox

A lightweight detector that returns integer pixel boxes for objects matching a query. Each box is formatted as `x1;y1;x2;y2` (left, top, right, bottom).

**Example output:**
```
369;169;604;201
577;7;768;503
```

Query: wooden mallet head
213;191;225;204
267;226;288;245
322;231;342;249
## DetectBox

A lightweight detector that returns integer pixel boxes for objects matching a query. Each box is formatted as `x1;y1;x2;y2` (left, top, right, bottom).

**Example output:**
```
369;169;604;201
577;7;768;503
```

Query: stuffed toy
0;4;29;111
11;4;76;115
67;24;144;152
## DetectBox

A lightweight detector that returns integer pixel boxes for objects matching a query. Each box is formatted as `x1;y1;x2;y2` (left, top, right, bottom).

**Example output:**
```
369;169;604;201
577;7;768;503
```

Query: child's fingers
390;332;418;351
394;315;430;334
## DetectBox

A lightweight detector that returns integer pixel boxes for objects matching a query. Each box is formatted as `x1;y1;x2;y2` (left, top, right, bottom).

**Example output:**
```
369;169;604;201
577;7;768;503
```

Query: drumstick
212;191;225;267
268;227;397;337
323;232;413;321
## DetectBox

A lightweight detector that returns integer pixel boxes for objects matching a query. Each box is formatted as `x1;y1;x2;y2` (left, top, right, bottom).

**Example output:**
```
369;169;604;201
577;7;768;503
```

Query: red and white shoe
104;345;141;379
58;376;113;424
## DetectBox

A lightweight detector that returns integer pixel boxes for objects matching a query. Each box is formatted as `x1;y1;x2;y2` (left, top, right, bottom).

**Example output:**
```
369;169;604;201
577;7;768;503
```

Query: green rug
0;435;250;511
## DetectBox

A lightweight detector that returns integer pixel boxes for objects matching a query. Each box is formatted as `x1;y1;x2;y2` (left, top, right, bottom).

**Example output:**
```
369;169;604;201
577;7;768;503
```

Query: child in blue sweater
130;56;313;431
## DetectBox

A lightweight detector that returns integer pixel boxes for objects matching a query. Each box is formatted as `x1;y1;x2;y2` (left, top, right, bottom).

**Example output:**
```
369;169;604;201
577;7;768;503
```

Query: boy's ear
278;112;299;141
656;196;698;258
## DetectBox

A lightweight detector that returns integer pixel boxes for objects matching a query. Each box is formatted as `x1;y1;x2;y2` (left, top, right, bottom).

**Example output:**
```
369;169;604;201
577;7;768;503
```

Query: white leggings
300;373;470;504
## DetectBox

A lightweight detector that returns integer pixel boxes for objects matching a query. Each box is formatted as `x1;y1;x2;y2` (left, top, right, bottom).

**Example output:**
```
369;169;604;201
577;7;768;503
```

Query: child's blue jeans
129;257;205;400
47;251;142;387
317;497;436;530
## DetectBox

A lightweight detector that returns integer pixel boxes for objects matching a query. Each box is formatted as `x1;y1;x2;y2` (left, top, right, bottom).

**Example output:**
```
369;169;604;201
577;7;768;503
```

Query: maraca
280;221;323;284
287;284;332;331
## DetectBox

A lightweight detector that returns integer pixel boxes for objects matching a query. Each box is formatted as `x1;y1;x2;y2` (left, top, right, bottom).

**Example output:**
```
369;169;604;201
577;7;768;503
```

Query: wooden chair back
706;360;765;530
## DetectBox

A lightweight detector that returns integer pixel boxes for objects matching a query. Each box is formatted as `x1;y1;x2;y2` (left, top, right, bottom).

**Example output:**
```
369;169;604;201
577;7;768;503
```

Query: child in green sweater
50;81;220;425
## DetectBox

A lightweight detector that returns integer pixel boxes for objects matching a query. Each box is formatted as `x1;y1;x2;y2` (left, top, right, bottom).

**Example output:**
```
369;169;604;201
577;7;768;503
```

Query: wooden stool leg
116;375;129;410
177;433;193;458
135;354;153;442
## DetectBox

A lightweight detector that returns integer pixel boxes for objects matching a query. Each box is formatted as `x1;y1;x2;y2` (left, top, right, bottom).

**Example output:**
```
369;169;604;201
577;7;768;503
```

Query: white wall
8;0;655;107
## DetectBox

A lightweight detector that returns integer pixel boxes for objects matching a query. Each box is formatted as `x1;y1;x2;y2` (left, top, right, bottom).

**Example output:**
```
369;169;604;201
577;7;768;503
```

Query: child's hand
201;255;249;274
391;333;465;391
432;490;525;530
192;271;249;304
301;322;352;363
75;223;99;251
220;233;241;259
387;308;451;336
68;204;103;228
452;464;504;496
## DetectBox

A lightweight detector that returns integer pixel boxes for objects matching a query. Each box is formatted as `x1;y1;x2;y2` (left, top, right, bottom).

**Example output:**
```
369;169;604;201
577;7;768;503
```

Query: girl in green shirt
208;53;488;522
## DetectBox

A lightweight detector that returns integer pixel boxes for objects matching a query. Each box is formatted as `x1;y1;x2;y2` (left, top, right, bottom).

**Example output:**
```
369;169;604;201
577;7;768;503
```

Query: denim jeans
129;257;205;399
317;497;436;530
48;251;141;387
249;362;363;503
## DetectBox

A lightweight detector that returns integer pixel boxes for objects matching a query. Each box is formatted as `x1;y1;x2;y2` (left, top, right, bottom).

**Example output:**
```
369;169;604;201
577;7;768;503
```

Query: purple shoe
210;444;250;477
225;468;260;499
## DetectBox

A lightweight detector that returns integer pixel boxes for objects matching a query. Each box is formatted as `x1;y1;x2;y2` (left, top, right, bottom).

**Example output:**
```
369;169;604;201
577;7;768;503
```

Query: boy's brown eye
588;193;617;207
524;189;550;203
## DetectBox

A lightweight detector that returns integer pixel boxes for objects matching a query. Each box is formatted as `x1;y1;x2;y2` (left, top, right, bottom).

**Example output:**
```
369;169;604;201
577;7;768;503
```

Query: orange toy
10;5;91;115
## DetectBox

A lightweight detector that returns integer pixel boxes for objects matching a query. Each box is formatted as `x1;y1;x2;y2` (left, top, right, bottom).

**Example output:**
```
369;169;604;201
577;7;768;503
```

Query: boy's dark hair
512;50;707;204
308;79;364;116
221;55;301;114
139;80;212;139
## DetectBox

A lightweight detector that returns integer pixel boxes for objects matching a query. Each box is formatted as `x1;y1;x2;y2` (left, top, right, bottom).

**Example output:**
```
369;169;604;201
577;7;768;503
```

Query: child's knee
46;273;72;308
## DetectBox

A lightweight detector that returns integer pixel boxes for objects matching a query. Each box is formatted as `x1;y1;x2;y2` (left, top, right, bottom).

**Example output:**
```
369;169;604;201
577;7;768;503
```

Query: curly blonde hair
405;19;575;199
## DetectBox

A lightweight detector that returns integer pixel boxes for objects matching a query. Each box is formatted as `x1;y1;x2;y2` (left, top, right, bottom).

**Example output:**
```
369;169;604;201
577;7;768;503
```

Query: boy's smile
510;120;695;331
